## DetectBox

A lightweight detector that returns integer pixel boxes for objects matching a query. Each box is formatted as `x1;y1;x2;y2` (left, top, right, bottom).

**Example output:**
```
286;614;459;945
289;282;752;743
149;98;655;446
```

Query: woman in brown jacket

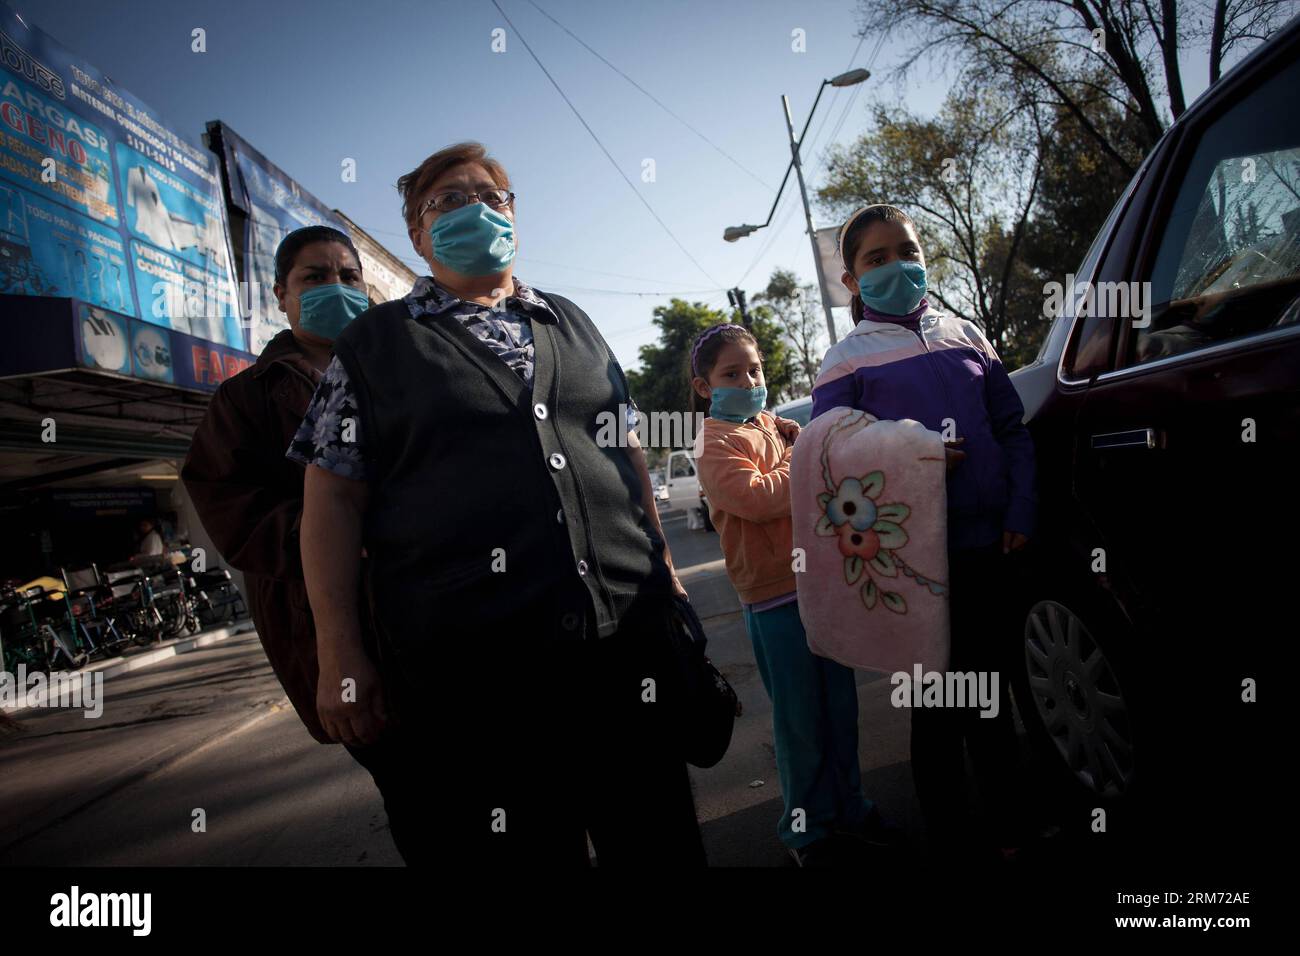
182;226;415;861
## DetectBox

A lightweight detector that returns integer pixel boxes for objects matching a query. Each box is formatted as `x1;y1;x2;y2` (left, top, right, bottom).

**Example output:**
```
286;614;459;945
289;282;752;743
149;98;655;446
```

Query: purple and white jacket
810;301;1037;551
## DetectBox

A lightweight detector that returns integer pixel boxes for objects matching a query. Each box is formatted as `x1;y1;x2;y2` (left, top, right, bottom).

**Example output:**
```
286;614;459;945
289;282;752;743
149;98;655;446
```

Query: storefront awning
0;295;250;470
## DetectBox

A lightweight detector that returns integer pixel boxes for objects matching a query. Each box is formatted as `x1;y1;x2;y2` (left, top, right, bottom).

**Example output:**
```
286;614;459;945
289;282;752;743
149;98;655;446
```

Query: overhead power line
524;0;775;193
345;223;717;291
491;0;720;288
807;32;885;175
736;188;802;288
515;256;718;289
731;29;885;291
541;283;725;298
800;32;867;162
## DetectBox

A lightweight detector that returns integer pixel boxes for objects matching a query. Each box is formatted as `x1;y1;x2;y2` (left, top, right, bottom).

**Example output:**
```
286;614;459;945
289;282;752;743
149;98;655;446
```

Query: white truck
662;448;711;530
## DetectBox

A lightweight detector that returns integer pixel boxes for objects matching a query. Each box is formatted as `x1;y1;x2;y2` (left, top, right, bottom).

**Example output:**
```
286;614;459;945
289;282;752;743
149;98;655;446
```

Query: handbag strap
669;593;708;651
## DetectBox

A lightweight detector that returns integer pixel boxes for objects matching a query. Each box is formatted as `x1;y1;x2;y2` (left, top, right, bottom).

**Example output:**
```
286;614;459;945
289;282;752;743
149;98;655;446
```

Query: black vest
332;291;671;657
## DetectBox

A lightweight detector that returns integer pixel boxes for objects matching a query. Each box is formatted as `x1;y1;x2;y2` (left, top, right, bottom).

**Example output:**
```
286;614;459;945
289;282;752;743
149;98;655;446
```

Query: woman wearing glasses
290;142;704;867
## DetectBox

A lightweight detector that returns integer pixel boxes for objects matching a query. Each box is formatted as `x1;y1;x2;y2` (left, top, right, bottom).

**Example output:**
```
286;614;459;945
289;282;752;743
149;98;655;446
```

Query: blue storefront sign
0;294;252;393
74;301;251;389
0;1;244;350
208;122;351;355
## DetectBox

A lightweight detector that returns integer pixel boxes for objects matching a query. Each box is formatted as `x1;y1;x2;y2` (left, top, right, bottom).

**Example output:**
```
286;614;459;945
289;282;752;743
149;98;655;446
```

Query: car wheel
1021;599;1137;800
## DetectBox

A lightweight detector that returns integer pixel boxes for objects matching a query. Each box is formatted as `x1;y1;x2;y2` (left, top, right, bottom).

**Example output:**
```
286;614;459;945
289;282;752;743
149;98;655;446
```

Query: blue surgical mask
857;260;927;316
428;203;516;276
298;284;370;340
709;385;767;423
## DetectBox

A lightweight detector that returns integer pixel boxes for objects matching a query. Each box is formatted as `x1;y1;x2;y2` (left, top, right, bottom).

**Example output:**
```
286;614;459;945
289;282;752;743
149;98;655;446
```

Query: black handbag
665;593;742;768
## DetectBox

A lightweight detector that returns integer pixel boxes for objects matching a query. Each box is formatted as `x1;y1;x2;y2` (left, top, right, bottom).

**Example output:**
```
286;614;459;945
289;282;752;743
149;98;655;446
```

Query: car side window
670;455;694;479
1058;155;1148;378
1133;56;1300;365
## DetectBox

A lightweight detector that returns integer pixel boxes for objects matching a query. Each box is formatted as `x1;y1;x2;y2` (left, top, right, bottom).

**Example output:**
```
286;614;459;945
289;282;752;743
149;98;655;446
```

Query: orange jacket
694;410;798;605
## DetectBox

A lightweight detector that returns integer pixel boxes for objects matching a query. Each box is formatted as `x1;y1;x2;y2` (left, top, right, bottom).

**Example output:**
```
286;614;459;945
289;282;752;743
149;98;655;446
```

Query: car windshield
1136;54;1300;364
777;398;813;426
1164;145;1300;301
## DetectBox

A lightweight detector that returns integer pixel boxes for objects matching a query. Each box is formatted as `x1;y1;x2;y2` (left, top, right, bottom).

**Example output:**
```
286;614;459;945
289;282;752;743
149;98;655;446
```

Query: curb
1;621;257;714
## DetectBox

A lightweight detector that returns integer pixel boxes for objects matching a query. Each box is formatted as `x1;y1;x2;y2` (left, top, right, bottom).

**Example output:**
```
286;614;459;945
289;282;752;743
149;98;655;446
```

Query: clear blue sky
18;0;1221;371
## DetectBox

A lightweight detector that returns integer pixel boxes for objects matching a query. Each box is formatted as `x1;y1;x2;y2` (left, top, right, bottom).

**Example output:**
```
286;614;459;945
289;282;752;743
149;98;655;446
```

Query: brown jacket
182;329;336;743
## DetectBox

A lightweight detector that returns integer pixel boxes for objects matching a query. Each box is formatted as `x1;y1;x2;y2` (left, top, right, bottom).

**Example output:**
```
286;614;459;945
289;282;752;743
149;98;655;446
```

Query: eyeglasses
417;188;515;219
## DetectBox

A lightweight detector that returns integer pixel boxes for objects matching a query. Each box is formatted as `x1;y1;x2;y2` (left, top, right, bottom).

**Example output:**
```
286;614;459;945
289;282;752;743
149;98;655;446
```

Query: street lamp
723;225;758;242
722;68;870;345
831;68;870;88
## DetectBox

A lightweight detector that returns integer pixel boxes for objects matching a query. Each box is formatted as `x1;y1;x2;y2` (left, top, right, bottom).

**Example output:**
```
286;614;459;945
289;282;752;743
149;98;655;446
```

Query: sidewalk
669;516;921;866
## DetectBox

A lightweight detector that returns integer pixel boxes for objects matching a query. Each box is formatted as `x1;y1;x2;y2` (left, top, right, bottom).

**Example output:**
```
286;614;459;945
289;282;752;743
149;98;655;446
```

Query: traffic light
728;287;750;328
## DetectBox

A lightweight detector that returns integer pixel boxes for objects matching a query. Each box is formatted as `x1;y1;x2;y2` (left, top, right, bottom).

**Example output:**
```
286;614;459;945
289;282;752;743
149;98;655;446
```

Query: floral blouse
286;275;638;480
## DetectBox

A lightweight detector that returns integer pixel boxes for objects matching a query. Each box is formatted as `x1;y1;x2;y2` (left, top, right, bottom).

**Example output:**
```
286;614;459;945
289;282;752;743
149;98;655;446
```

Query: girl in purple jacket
811;204;1037;862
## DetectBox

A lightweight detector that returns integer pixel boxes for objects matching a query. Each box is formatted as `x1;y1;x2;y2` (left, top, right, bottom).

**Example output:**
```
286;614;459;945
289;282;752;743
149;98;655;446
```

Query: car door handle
1091;428;1157;450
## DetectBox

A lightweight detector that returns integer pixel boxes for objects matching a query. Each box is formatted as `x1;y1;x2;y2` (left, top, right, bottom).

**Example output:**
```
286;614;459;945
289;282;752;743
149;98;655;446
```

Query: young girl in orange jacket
690;322;898;867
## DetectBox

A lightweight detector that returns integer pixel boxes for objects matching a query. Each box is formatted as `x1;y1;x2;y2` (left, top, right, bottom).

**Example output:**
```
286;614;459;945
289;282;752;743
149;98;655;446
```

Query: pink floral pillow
791;408;951;674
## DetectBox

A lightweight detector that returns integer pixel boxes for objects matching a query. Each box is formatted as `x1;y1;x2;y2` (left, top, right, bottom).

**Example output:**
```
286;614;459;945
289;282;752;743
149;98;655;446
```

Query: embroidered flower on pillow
815;414;947;614
826;477;877;530
836;525;880;560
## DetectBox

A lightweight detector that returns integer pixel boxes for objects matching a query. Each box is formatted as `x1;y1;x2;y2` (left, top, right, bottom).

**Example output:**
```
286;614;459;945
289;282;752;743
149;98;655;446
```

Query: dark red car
1008;18;1296;844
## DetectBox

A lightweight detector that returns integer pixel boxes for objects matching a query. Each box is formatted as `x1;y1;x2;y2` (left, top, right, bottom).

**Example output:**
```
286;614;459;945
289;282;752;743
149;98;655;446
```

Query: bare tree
820;89;1048;355
1195;0;1295;82
855;0;1295;173
755;269;825;394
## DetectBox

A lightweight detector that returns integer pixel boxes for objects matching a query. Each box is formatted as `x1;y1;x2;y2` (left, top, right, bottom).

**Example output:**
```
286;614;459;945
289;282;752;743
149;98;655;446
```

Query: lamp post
723;68;869;346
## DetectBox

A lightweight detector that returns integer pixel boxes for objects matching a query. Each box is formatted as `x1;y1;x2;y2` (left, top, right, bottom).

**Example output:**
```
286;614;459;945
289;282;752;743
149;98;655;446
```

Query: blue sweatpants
742;599;874;849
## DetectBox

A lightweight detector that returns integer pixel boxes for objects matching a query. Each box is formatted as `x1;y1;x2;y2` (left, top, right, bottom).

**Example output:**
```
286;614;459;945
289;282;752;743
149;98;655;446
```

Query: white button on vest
534;402;548;420
577;559;588;576
549;452;566;470
556;509;564;524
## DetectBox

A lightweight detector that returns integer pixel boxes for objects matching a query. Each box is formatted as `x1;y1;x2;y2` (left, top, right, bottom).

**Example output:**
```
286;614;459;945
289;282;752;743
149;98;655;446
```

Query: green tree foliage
854;0;1293;170
748;305;796;404
1020;104;1145;287
625;298;794;447
754;268;825;396
818;0;1286;368
820;90;1053;365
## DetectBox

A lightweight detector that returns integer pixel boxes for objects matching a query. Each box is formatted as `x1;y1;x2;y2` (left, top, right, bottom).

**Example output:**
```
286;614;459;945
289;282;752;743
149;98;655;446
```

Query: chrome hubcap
1024;601;1134;797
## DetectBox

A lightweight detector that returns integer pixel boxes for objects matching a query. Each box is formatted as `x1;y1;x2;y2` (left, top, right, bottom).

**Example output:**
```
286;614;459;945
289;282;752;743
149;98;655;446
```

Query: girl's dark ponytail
849;291;865;325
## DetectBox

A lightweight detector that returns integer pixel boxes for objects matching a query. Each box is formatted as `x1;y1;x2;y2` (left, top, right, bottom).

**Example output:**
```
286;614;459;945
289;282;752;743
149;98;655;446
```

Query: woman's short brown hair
396;142;512;229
